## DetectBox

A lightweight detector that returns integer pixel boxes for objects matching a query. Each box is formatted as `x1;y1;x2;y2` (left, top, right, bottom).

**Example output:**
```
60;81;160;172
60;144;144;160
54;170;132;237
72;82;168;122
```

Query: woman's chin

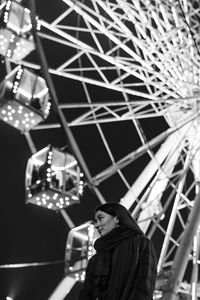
99;230;105;236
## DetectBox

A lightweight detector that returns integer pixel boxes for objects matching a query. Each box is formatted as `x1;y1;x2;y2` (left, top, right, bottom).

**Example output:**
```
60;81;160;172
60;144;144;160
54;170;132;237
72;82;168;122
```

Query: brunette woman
78;202;157;300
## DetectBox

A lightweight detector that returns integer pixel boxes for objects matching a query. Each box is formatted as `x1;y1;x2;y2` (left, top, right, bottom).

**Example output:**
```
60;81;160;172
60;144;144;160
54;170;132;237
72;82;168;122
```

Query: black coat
78;227;157;300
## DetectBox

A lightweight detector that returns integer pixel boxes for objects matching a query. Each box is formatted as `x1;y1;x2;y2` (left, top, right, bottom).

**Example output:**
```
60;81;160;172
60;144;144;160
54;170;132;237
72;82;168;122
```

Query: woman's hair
95;202;144;235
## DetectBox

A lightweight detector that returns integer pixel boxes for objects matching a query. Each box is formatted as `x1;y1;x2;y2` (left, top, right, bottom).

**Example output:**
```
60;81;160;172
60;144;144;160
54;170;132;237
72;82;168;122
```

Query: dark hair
95;202;144;235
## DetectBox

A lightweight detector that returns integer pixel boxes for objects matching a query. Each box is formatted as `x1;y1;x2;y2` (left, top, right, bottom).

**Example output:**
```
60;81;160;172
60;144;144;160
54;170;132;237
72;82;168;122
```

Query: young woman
78;202;157;300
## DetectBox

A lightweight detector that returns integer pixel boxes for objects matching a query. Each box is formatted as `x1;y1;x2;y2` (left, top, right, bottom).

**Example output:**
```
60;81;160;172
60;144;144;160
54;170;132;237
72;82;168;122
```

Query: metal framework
1;0;200;299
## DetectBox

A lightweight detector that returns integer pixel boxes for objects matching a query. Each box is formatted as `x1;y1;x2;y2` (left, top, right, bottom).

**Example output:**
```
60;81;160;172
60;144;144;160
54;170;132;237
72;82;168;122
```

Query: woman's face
94;210;117;236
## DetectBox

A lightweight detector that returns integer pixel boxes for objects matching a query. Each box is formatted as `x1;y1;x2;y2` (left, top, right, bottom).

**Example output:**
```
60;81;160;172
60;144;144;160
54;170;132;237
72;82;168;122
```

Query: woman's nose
94;221;99;229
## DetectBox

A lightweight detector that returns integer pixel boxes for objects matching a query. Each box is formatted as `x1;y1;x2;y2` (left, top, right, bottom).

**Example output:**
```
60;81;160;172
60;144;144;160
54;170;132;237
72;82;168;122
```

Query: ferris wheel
1;0;200;299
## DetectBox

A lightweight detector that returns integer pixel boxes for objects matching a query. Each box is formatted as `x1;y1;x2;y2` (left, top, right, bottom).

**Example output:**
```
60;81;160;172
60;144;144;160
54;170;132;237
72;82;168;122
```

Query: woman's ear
115;217;119;225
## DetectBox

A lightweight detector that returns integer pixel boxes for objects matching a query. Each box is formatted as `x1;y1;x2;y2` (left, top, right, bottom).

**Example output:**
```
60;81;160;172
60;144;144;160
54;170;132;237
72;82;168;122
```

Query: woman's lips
98;228;103;234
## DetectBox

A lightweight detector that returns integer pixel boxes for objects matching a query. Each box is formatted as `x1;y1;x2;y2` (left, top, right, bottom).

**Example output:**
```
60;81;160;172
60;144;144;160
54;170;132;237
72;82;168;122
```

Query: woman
78;202;157;300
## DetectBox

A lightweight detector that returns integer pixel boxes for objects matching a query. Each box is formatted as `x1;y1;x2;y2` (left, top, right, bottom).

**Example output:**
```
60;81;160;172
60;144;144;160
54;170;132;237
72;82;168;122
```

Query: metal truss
2;0;200;299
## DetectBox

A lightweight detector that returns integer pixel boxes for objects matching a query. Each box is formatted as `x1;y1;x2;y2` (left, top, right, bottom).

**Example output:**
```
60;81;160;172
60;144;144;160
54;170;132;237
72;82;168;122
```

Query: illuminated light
13;81;19;86
25;145;85;210
0;1;38;59
65;222;95;280
53;193;58;200
80;274;85;281
16;74;22;80
0;66;50;132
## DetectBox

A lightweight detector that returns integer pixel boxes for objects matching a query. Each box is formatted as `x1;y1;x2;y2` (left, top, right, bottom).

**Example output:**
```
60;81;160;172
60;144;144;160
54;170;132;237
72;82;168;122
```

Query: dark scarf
93;226;144;300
